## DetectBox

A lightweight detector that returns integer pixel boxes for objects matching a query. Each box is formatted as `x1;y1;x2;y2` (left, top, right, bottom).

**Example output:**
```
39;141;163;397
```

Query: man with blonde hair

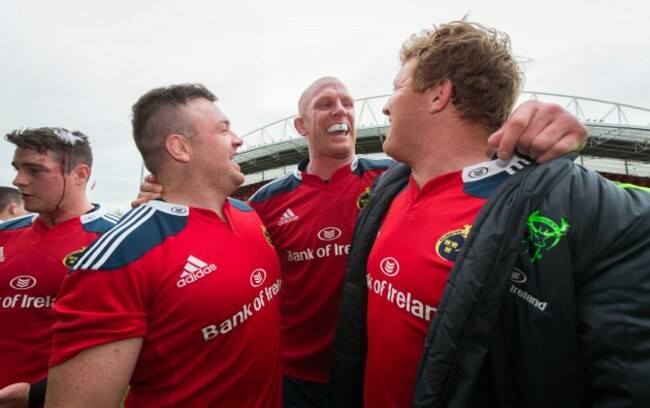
329;19;650;407
136;72;588;407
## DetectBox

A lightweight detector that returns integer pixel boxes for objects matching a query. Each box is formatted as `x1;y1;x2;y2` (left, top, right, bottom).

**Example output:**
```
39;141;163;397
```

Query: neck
306;153;355;180
160;177;231;220
410;121;492;189
39;195;94;228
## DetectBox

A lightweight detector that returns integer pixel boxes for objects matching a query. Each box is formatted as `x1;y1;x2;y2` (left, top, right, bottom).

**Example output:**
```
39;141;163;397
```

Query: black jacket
328;156;650;407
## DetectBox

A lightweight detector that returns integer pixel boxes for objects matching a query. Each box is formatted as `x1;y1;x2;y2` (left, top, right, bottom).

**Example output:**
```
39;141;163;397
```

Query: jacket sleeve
551;166;650;406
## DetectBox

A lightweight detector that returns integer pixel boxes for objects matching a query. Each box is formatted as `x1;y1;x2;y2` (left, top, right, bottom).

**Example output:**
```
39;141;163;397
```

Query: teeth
326;123;349;133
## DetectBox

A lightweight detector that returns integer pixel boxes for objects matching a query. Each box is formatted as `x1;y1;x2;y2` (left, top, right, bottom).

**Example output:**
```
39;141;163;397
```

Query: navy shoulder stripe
353;156;394;176
249;172;301;203
228;198;254;212
80;204;120;234
463;156;531;198
72;201;188;271
0;213;35;230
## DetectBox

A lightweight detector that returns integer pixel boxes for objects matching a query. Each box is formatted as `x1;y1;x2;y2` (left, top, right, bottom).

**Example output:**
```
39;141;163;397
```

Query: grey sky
1;0;649;212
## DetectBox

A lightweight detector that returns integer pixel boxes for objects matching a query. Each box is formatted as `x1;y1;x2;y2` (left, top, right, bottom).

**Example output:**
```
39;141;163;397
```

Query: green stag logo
523;210;570;263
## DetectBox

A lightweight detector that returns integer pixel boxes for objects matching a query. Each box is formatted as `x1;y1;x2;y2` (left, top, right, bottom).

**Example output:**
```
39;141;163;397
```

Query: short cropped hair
0;186;23;210
5;127;93;173
131;83;217;173
400;19;523;131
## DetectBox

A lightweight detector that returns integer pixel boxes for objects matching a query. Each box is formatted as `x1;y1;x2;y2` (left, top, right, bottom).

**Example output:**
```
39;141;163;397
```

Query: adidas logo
0;246;4;262
177;255;217;288
278;208;299;226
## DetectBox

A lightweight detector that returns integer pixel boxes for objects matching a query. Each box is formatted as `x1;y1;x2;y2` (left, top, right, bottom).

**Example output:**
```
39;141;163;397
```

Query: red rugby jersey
364;172;486;408
50;200;282;407
249;156;393;382
0;207;118;387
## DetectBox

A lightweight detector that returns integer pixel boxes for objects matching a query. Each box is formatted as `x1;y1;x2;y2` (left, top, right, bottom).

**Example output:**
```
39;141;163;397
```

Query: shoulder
353;155;395;175
463;155;533;198
227;197;255;212
72;201;190;271
0;213;36;231
375;162;412;189
80;204;121;234
249;172;301;203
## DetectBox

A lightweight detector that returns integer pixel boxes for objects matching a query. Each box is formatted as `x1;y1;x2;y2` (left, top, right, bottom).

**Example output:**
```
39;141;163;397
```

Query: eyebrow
11;161;51;171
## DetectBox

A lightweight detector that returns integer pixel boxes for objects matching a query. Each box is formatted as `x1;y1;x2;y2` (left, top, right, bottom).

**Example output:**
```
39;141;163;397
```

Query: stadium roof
234;92;650;175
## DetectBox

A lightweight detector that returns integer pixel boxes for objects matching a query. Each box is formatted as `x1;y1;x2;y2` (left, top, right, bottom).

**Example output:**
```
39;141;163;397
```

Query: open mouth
326;123;350;135
229;155;241;171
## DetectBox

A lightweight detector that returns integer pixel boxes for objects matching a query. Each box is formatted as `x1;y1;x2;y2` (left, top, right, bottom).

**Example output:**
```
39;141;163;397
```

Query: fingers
488;102;535;160
130;192;162;208
535;131;586;163
489;100;587;163
0;382;29;404
140;181;164;194
131;180;164;208
521;103;587;161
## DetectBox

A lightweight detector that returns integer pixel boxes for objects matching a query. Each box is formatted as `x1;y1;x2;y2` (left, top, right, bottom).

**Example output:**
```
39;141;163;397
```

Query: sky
1;0;649;212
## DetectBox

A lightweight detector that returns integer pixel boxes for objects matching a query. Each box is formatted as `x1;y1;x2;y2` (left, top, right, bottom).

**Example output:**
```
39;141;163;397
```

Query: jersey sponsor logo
9;275;37;290
250;268;267;287
356;187;371;209
62;248;86;268
510;267;527;284
278;208;299;225
177;255;217;288
436;225;472;262
81;212;101;222
367;273;437;322
523;210;570;263
286;225;347;262
286;242;350;261
379;257;400;277
171;206;188;215
201;278;282;342
468;167;488;178
1;294;54;309
509;283;547;311
317;227;342;241
0;246;4;262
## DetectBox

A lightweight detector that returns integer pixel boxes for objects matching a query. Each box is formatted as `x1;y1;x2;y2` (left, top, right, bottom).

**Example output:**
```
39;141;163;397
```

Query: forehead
394;60;416;86
302;81;352;108
187;98;228;125
12;147;59;164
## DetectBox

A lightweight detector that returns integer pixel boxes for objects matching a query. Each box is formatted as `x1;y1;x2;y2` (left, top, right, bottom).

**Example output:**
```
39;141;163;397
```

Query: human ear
294;117;308;136
165;134;192;163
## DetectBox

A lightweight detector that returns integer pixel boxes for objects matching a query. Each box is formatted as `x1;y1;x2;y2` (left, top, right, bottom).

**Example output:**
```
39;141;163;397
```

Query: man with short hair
328;19;650;407
0;186;28;221
248;77;394;407
135;76;588;408
0;128;119;408
46;84;283;407
249;75;590;408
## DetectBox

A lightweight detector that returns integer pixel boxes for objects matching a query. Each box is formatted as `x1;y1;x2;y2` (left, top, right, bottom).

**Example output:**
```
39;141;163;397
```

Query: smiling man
249;77;393;408
328;19;650;407
246;75;589;408
133;73;589;407
0;128;118;408
46;84;283;407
